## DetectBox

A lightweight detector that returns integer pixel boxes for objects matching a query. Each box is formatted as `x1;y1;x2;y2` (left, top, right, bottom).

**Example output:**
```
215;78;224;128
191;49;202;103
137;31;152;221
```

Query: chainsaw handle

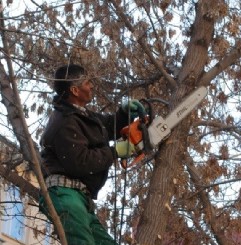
119;99;153;169
120;153;145;169
138;122;152;152
139;98;153;125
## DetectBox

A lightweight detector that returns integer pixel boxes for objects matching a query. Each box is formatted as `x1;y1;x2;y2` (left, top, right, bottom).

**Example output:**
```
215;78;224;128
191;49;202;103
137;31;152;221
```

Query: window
43;221;52;245
2;186;25;242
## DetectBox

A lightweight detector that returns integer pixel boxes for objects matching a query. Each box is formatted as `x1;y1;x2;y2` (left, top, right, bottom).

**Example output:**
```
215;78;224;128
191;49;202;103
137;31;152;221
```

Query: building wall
0;181;59;245
0;140;59;245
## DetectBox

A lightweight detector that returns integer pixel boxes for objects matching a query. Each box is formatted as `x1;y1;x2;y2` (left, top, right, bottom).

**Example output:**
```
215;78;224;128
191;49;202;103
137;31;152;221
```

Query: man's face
70;79;94;106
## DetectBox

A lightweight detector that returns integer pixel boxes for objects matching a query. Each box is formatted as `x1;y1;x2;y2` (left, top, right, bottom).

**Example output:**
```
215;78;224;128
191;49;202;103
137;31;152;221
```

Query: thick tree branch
200;46;241;86
193;120;241;141
0;165;39;201
185;155;233;245
0;10;67;245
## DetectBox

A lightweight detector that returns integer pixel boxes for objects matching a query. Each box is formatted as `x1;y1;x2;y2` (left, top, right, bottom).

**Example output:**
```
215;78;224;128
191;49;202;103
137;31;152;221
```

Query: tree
0;0;241;245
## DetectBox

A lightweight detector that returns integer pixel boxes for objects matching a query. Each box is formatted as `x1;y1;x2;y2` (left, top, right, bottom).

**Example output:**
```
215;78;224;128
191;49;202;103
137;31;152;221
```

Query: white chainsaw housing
148;116;171;147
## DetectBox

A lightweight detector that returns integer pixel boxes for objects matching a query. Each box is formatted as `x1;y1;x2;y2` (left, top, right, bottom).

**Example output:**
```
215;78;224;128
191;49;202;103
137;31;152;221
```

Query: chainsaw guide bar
147;86;208;147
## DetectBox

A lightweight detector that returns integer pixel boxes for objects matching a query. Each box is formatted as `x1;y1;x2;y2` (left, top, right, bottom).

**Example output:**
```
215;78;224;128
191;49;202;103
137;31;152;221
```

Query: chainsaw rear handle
120;153;145;169
120;115;152;152
138;121;152;152
119;98;155;169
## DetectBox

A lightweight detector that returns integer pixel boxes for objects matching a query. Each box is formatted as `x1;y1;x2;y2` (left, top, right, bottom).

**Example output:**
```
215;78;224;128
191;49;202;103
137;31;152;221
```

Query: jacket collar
54;102;86;116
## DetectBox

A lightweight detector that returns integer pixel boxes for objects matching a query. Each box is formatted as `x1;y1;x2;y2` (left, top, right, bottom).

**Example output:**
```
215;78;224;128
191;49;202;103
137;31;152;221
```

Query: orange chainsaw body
120;119;142;145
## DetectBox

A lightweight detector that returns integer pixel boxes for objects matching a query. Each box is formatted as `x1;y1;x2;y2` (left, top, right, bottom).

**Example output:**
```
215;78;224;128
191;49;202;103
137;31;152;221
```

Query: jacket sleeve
53;117;114;178
93;107;129;140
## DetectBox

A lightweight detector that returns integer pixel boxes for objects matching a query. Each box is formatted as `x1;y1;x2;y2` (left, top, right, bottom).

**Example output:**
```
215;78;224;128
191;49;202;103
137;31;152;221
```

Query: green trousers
39;186;117;245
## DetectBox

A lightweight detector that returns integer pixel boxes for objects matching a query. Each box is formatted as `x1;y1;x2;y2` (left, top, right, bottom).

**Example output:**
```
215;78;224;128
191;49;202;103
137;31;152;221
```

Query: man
39;64;145;245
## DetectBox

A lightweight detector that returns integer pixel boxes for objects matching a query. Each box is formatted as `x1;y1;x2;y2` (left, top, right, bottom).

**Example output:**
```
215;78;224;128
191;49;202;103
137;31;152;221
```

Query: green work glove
122;99;146;120
115;140;135;158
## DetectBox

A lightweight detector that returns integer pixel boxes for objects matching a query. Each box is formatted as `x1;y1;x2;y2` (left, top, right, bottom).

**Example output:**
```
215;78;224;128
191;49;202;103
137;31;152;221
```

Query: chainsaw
120;86;208;169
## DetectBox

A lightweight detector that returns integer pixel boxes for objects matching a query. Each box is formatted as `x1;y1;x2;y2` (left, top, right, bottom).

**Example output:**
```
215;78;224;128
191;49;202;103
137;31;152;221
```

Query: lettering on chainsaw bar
176;106;188;118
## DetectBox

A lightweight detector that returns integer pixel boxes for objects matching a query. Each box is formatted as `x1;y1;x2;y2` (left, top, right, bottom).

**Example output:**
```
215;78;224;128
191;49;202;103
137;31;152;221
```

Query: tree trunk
135;0;224;244
135;87;193;245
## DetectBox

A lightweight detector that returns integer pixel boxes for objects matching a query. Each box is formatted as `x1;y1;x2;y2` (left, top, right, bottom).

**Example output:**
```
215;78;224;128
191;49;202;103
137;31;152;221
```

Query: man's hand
115;140;136;158
122;99;146;120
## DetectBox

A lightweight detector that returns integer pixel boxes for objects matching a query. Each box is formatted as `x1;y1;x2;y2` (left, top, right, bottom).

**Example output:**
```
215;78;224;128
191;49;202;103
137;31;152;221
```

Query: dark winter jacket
40;102;129;199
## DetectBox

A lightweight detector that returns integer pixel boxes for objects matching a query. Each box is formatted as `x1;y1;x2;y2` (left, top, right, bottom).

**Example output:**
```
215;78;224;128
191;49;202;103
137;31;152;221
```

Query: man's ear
70;86;79;96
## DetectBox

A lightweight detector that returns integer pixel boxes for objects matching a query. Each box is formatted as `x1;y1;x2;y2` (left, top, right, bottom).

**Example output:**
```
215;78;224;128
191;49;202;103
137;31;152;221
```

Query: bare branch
107;0;177;90
200;47;241;86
